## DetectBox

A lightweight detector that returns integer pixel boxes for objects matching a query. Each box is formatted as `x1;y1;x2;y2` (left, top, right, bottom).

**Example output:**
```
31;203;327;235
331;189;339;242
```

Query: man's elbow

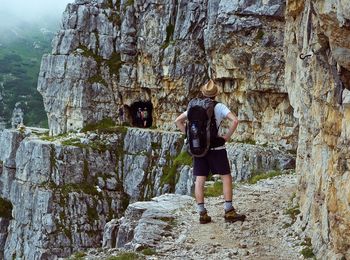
174;117;183;129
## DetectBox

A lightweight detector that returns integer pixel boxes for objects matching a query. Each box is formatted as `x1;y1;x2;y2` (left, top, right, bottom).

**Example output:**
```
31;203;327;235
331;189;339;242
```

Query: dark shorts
193;149;231;176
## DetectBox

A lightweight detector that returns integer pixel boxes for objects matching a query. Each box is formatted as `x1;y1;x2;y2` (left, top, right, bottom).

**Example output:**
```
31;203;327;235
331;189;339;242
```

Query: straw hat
200;79;219;97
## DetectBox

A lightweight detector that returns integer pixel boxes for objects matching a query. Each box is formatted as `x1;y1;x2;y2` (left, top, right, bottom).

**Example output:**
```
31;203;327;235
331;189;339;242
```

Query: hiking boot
224;208;246;223
199;211;212;224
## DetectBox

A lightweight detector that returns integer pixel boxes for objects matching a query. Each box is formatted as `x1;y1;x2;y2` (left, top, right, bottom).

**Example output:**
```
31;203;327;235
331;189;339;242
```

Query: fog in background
0;0;73;32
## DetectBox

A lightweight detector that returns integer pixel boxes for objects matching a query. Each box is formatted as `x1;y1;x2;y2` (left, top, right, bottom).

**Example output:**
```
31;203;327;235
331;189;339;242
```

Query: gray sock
197;203;206;214
224;201;234;212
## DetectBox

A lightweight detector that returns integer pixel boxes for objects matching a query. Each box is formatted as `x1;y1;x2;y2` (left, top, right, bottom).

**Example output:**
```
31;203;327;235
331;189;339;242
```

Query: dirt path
156;174;304;259
78;174;305;260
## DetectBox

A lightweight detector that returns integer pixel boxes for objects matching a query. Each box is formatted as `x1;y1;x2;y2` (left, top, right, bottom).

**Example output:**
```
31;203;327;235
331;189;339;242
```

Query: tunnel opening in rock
130;101;153;128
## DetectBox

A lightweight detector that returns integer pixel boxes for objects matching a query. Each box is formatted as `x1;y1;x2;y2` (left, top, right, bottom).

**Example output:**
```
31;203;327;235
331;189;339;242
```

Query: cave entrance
130;101;153;128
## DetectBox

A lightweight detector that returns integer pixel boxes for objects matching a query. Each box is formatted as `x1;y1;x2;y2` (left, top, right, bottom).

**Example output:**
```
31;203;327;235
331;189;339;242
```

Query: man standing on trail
175;79;246;224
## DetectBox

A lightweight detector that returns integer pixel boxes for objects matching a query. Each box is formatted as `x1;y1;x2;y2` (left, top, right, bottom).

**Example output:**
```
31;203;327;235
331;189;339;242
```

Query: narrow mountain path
155;174;304;259
78;174;305;260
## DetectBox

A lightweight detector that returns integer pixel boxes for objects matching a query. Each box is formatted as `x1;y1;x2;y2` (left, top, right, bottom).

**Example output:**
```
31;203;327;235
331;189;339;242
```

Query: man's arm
222;112;239;142
175;112;187;134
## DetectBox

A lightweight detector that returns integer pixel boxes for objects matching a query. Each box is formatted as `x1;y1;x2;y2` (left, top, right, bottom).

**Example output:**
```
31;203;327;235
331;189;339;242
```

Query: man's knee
221;174;232;182
195;176;206;186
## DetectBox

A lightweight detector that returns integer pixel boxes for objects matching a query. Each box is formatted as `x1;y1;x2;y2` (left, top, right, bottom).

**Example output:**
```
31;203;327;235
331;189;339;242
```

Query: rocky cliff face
0;127;294;259
7;0;350;258
0;128;183;259
285;0;350;258
38;0;298;150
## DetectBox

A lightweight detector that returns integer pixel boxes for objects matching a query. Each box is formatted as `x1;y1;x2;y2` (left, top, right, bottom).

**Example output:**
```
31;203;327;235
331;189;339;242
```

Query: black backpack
186;98;220;157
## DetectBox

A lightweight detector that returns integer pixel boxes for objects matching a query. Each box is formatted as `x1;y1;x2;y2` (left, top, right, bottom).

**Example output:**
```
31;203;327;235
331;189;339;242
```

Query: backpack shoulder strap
210;101;225;138
211;101;219;126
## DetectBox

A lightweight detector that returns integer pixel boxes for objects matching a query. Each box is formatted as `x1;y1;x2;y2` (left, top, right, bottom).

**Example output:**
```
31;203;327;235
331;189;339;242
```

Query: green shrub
61;138;83;147
141;248;156;256
81;118;116;132
106;252;141;260
204;181;223;197
300;246;315;258
285;205;300;222
161;151;192;188
106;52;123;77
247;170;282;184
173;151;192;166
301;237;312;247
126;0;134;6
69;251;86;259
236;139;256;145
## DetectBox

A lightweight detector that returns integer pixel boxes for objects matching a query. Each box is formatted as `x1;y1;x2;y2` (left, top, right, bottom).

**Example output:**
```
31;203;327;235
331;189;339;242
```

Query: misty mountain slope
0;13;59;128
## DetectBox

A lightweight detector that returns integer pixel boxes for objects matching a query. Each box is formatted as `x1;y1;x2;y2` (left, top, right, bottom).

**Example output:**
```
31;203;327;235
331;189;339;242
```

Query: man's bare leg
195;176;206;204
221;174;233;202
221;174;246;222
195;175;211;223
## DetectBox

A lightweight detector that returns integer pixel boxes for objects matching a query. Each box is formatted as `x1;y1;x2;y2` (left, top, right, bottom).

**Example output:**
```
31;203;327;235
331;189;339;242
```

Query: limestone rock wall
285;0;350;258
0;127;295;259
38;0;298;149
0;128;184;259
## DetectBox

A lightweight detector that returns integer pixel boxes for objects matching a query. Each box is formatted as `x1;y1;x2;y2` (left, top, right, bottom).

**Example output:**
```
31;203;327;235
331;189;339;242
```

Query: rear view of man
175;79;246;224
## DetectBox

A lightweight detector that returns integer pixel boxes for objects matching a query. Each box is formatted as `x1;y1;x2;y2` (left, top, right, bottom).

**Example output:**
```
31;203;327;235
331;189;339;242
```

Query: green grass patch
68;251;86;259
301;237;312;247
106;252;141;260
300;247;315;258
81;118;116;132
126;0;134;6
285;205;300;223
40;132;69;142
105;52;123;77
76;44;123;82
61;138;110;152
87;74;108;85
101;0;114;9
300;246;315;258
173;151;192;166
0;197;13;219
247;170;282;184
61;138;84;147
236;139;256;145
282;222;292;228
141;248;156;256
61;183;99;197
204;181;223;197
290;192;296;202
161;151;192;189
